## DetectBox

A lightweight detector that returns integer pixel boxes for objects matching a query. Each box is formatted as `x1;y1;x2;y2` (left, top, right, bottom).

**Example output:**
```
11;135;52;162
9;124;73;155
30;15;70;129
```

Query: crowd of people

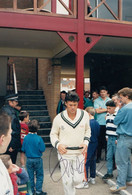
0;86;132;195
54;87;132;195
0;94;47;195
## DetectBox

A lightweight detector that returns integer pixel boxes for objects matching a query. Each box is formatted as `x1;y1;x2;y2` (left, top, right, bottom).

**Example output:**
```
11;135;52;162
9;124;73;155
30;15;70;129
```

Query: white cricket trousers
58;153;84;195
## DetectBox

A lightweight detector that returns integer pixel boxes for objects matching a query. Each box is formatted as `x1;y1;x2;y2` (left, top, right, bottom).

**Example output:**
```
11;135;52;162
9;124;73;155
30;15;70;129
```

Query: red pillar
76;1;85;108
51;0;56;13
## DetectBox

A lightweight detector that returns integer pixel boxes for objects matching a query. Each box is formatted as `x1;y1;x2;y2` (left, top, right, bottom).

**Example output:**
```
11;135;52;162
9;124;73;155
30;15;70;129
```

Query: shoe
36;192;47;195
126;181;132;186
88;177;95;185
75;181;89;189
102;173;113;180
110;185;126;193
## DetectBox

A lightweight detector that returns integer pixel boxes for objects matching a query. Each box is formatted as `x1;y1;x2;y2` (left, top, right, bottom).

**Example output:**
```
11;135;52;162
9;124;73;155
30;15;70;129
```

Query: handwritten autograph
49;148;85;183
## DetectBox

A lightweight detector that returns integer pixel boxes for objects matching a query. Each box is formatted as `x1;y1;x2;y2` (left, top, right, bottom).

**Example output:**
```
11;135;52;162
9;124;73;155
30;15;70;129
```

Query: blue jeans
26;157;44;193
106;136;117;174
85;142;98;179
116;135;132;187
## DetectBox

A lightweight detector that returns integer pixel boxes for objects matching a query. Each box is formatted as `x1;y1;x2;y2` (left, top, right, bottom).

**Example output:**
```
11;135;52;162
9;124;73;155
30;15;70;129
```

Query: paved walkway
17;148;132;195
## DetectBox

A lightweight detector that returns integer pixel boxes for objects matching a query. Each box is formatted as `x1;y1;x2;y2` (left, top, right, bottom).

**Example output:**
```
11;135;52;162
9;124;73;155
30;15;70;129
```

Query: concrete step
18;90;43;95
44;142;52;147
22;105;47;110
19;99;46;105
19;95;45;100
39;122;52;129
38;128;51;136
41;135;50;142
28;110;49;116
30;116;50;122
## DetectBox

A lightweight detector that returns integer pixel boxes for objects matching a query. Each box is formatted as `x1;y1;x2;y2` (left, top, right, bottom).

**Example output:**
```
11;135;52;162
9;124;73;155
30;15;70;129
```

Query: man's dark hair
92;89;98;94
28;119;40;133
106;100;116;107
99;86;108;92
118;87;132;100
19;111;29;121
0;111;11;136
84;91;90;95
65;92;80;102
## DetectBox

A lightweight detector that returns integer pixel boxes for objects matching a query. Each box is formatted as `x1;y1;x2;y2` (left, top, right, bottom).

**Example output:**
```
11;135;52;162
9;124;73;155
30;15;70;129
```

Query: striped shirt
106;113;117;137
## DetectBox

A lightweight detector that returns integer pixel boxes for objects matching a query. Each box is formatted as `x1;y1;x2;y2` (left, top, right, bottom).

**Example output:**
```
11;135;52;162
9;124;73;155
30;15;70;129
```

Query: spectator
22;119;47;195
0;154;29;195
50;91;91;195
102;100;117;180
87;0;92;16
0;112;13;194
76;107;100;189
94;86;111;163
2;94;21;163
112;93;122;112
110;87;132;193
92;90;99;103
84;91;93;109
56;90;67;114
19;110;29;167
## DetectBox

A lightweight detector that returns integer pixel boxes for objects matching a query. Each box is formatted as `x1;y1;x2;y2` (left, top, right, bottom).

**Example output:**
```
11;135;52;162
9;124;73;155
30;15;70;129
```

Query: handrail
7;63;17;94
12;63;18;94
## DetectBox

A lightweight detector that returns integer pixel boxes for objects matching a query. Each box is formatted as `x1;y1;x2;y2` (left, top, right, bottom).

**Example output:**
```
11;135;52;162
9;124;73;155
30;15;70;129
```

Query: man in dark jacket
2;94;21;163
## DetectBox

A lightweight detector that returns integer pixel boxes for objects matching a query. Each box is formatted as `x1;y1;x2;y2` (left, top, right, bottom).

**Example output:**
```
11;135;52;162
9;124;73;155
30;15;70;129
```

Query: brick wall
9;57;36;90
38;59;61;121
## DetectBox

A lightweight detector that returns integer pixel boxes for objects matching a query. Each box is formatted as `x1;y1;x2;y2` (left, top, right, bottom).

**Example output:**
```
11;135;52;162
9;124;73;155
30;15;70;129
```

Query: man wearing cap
2;94;21;163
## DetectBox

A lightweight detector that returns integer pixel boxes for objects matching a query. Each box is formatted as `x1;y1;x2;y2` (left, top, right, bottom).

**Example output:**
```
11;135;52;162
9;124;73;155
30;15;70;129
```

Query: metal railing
7;63;18;94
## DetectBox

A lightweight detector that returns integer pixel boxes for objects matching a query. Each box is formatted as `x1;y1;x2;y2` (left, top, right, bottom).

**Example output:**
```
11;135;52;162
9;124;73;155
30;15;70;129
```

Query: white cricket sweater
50;109;91;155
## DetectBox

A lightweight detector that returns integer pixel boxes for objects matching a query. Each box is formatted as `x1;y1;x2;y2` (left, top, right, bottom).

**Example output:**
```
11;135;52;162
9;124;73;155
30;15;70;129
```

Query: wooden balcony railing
0;0;132;24
85;0;132;24
0;0;77;18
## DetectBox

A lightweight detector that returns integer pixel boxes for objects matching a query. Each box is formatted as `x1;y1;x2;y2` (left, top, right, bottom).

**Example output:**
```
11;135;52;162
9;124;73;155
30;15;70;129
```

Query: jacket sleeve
39;137;46;153
17;168;29;185
21;138;26;153
50;116;60;149
114;107;126;125
83;111;91;145
94;99;100;109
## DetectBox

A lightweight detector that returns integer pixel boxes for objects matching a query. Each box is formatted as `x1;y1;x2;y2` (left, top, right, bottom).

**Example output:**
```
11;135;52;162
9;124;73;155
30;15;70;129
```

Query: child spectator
76;107;100;189
102;100;118;180
19;111;29;167
0;154;29;195
22;119;47;195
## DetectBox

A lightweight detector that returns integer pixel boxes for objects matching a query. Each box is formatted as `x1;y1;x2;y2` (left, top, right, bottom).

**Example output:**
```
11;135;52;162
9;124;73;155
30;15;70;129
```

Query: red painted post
51;0;56;13
76;1;85;109
69;0;72;10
